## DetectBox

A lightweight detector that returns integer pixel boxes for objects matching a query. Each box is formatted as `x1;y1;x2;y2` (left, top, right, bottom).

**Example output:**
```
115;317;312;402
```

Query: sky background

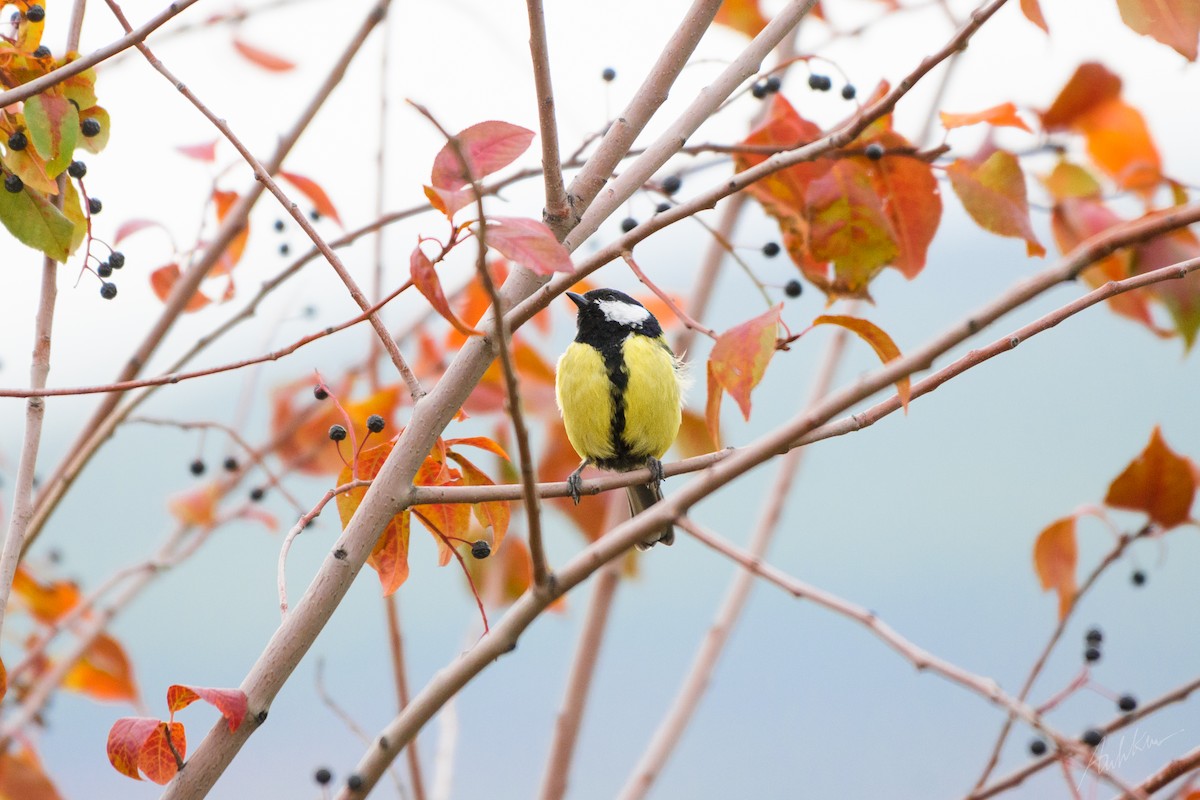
0;0;1198;798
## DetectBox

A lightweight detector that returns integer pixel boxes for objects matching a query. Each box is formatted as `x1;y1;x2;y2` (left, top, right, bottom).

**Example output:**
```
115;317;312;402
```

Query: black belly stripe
599;337;633;469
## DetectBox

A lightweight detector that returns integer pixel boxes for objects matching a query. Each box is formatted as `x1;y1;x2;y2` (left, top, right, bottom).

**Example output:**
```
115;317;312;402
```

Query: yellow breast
620;334;682;460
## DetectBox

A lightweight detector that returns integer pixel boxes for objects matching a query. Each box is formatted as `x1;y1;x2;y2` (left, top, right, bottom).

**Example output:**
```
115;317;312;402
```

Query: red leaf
482;216;573;274
279;171;342;226
166;685;248;732
231;38;295;71
946;150;1045;257
811;315;910;411
864;130;942;279
107;717;160;781
706;305;782;442
430;121;535;191
1033;516;1078;619
1104;426;1197;529
176;141;218;162
114;218;169;245
138;722;186;785
940;102;1032;132
410;245;481;337
1117;0;1200;60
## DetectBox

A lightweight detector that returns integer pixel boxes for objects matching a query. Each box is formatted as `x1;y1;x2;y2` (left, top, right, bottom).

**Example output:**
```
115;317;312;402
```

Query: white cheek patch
597;300;651;326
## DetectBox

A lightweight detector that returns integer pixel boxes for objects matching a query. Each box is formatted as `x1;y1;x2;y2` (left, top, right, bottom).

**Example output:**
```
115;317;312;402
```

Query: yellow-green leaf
0;186;77;261
24;94;79;179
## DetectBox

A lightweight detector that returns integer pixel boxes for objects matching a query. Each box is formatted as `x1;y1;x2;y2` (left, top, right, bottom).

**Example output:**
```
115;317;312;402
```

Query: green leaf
0;186;78;262
24;93;80;178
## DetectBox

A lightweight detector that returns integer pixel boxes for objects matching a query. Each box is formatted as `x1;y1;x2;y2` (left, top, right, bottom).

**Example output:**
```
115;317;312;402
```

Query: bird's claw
567;472;584;506
646;457;665;485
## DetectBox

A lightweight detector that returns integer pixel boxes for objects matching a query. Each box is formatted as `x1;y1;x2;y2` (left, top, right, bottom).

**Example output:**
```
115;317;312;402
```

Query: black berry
274;219;285;232
97;261;113;278
620;217;637;233
189;459;206;476
309;209;320;222
25;4;45;22
328;424;347;442
108;251;125;269
8;131;27;151
366;414;385;433
655;202;670;213
88;197;102;214
784;279;803;298
1084;646;1101;663
279;243;290;256
4;174;23;193
1082;729;1104;747
223;457;239;472
842;84;857;100
315;767;332;785
762;241;781;257
1085;627;1103;645
1029;738;1047;756
347;775;363;791
99;281;117;300
601;67;616;82
751;81;768;99
80;117;101;137
1118;694;1137;712
1132;570;1146;586
67;160;87;179
808;73;832;91
32;45;50;59
662;175;682;195
249;487;266;502
765;75;782;93
471;540;491;559
865;143;885;161
314;386;329;400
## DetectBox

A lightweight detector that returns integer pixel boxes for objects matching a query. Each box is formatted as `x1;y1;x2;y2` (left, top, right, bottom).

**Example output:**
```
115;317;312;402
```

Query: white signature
1079;726;1184;788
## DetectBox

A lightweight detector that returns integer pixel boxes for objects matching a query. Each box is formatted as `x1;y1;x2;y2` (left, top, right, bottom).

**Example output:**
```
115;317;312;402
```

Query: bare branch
524;0;569;231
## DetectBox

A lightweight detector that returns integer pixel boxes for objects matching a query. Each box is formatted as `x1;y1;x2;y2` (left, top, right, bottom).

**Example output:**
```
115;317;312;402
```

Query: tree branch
524;0;569;232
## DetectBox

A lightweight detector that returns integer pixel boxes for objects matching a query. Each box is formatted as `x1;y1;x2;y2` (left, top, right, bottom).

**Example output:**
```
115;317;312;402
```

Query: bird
555;288;684;550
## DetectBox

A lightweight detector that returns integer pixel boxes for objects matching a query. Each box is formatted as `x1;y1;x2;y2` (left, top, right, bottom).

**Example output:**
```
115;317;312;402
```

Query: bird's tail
626;483;674;551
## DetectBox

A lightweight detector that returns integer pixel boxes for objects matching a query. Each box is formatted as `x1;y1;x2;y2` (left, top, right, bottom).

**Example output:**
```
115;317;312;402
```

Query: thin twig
674;194;746;357
386;595;426;800
622;252;717;340
523;0;569;232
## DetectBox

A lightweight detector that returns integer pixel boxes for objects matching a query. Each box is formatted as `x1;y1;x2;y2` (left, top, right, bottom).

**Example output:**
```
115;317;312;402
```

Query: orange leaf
0;747;62;799
423;184;476;221
707;305;782;441
430;121;534;191
483;217;573;275
410;245;480;337
1117;0;1200;60
538;421;608;541
138;722;186;785
167;483;220;528
279;171;342;226
149;263;213;312
1040;62;1123;131
946;150;1045;257
1104;427;1197;529
447;452;511;552
1019;0;1048;32
231;38;295;71
11;567;80;624
335;440;413;594
63;632;139;703
1075;97;1162;191
176;141;218;162
805;160;899;298
211;190;249;276
811;315;910;411
166;685;247;732
107;717;160;781
465;535;534;608
940;102;1032;133
714;0;770;37
675;408;719;459
862;129;942;280
444;437;511;460
0;657;5;704
1033;516;1078;619
274;380;401;475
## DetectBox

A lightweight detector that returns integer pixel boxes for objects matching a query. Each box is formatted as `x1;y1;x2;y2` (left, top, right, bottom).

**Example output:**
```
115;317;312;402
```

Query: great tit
555;288;683;549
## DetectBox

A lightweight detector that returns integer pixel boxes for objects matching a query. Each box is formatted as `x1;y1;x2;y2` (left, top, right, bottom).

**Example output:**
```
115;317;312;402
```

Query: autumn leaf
273;380;401;475
940;102;1032;133
481;216;573;274
0;185;79;262
0;658;5;705
1104;427;1196;529
1041;161;1102;201
75;106;112;155
1133;222;1200;348
811;315;910;411
167;482;220;528
150;263;215;312
447;451;511;552
706;305;782;445
166;685;248;732
336;441;413;594
862;129;942;279
211;189;249;276
24;92;79;178
11;567;80;625
410;245;480;337
0;747;63;800
1033;516;1078;619
430;121;535;191
539;421;608;541
714;0;770;37
805;160;899;297
946;149;1045;257
675;408;720;459
1116;0;1200;60
279;172;342;226
107;717;160;781
176;141;218;162
138;722;187;785
63;181;87;254
115;219;171;245
232;38;295;71
423;184;476;221
1019;0;1048;32
465;535;534;608
63;632;139;703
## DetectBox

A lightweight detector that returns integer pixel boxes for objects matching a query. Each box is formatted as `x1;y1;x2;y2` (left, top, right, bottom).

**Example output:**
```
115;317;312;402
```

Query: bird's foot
566;460;590;505
646;456;665;485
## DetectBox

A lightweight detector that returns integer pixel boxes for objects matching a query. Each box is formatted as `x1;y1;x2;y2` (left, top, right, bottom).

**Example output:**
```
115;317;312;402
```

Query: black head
567;288;663;345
